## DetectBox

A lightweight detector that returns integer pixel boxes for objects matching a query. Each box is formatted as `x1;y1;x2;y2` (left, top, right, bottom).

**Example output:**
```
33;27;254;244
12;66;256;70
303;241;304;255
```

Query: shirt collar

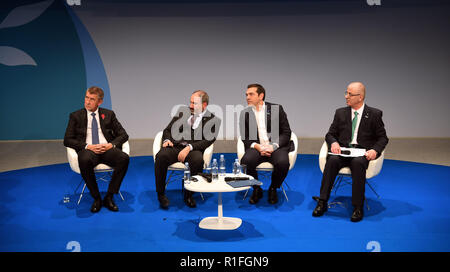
251;101;266;113
87;107;99;116
352;103;365;116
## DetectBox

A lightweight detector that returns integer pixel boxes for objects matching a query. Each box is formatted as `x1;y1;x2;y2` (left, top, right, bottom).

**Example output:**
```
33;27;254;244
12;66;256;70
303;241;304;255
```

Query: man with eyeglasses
154;90;221;209
313;82;388;222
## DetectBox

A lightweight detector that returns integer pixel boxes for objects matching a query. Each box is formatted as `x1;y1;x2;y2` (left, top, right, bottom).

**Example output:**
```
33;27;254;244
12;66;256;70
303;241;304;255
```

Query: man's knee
116;151;130;166
350;157;368;170
241;149;259;167
187;151;204;171
78;150;95;167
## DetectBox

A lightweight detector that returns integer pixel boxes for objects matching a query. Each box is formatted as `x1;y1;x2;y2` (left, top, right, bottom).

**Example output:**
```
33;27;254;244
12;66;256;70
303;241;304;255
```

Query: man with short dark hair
313;82;388;222
154;90;221;209
239;84;294;205
64;86;129;213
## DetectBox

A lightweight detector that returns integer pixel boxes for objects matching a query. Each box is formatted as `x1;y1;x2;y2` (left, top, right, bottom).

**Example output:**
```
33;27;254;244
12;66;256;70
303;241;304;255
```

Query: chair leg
243;189;249;200
165;170;175;189
284;181;292;191
118;191;125;201
281;184;289;202
366;181;380;199
77;183;87;205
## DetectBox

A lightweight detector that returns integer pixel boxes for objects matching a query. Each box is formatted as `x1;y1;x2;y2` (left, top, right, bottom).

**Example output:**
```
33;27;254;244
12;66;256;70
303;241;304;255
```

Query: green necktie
351;111;359;142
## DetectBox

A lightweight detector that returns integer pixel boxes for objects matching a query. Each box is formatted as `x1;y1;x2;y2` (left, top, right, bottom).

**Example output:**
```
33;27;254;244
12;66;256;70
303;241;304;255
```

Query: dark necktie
91;112;99;144
190;115;197;127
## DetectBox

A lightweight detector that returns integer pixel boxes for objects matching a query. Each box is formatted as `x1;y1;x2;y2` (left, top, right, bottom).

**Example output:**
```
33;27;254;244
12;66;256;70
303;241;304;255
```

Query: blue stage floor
0;154;449;252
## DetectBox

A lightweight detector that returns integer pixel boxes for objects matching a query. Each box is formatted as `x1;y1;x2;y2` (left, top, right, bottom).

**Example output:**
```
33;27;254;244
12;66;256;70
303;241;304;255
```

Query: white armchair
318;141;384;199
153;131;214;195
237;132;298;201
66;141;130;205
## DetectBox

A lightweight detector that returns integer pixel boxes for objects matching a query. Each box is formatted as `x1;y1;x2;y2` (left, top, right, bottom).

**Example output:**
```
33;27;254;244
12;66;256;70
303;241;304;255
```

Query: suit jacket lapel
98;108;107;133
81;108;88;135
357;105;370;135
265;102;271;135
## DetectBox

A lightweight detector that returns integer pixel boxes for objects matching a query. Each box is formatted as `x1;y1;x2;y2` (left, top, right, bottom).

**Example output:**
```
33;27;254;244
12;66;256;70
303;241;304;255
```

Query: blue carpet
0;154;449;252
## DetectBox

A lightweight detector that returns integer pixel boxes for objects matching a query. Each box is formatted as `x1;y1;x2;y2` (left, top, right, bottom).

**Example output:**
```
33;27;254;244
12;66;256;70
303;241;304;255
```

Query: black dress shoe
90;198;102;213
158;193;170;209
268;187;278;204
351;206;364;222
103;195;119;212
249;186;263;204
184;190;196;208
312;199;328;217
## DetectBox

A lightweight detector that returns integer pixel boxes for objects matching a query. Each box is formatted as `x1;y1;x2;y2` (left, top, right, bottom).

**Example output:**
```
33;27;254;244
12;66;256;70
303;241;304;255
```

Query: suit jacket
239;101;294;152
64;107;129;152
162;106;221;153
325;105;388;155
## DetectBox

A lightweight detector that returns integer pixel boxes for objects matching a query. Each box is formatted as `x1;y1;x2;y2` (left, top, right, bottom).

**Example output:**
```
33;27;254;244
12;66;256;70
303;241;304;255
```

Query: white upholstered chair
152;131;213;198
66;141;130;205
317;141;385;209
237;132;299;201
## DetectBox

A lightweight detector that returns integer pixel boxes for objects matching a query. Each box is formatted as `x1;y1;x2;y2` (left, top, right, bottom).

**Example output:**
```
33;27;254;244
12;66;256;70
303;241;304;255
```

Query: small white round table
184;173;255;230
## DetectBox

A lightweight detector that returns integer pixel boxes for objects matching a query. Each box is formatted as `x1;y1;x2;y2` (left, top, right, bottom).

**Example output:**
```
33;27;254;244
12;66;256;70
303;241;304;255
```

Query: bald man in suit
313;82;388;222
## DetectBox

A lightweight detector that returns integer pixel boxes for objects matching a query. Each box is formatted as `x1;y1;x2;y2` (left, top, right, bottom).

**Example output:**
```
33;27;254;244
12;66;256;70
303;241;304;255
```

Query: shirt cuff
188;144;193;151
272;143;279;151
250;143;257;149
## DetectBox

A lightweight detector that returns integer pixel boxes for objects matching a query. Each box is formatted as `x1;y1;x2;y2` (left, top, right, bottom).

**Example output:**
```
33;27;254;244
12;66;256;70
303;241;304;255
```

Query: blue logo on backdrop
0;0;111;140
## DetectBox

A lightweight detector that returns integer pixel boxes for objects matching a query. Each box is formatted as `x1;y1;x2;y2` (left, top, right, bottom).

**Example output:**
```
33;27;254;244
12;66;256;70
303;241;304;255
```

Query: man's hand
87;143;113;154
178;146;190;163
330;142;341;154
255;144;273;157
87;144;103;154
162;140;174;148
365;149;377;161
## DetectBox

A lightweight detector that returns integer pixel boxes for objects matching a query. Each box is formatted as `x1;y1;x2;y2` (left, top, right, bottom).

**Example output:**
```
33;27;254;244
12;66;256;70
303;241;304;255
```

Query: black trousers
77;148;130;199
319;155;369;207
154;147;204;194
240;148;290;189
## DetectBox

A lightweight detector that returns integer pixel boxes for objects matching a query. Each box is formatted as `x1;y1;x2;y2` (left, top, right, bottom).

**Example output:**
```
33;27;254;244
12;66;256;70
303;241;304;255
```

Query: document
328;147;366;157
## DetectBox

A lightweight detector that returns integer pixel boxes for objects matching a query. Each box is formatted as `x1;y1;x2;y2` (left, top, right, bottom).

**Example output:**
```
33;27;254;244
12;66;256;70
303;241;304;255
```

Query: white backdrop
74;1;450;139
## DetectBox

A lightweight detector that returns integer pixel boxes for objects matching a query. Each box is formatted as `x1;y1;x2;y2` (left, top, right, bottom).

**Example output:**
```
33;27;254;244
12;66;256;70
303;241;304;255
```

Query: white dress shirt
86;108;108;146
249;102;274;149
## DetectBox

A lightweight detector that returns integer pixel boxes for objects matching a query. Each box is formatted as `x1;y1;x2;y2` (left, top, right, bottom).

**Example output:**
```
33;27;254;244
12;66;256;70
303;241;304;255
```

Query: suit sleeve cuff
272;143;279;151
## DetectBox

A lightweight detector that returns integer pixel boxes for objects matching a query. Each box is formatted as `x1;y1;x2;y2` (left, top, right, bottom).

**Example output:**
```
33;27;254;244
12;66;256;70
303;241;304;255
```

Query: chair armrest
66;147;81;174
237;136;245;163
318;141;328;173
153;131;163;162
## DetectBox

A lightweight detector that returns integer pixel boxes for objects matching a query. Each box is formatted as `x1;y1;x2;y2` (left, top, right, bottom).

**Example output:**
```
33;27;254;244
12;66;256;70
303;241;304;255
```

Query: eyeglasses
344;91;361;97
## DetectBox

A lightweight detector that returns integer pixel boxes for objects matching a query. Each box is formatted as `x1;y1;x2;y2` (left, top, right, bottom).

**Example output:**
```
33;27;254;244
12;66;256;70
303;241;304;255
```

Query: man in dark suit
239;84;294;205
64;86;129;213
155;90;221;209
313;82;388;222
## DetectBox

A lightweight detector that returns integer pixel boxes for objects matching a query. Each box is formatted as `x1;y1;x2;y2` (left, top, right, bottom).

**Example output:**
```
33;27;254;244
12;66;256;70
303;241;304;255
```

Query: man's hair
247;83;266;101
192;90;209;105
87;86;104;100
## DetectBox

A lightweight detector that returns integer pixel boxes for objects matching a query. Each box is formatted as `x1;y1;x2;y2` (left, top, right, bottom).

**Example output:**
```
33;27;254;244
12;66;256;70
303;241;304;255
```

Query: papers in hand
328;147;366;157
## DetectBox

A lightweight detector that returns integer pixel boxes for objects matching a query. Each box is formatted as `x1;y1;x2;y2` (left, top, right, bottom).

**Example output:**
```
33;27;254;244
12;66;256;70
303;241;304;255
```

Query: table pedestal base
199;217;242;230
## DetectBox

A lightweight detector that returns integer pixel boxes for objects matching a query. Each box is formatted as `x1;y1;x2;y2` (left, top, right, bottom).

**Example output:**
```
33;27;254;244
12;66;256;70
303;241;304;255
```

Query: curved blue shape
65;4;112;110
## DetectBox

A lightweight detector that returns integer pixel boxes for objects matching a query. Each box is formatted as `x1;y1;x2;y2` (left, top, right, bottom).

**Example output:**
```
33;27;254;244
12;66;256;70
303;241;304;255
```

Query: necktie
91;112;99;144
190;115;197;127
351;111;359;142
